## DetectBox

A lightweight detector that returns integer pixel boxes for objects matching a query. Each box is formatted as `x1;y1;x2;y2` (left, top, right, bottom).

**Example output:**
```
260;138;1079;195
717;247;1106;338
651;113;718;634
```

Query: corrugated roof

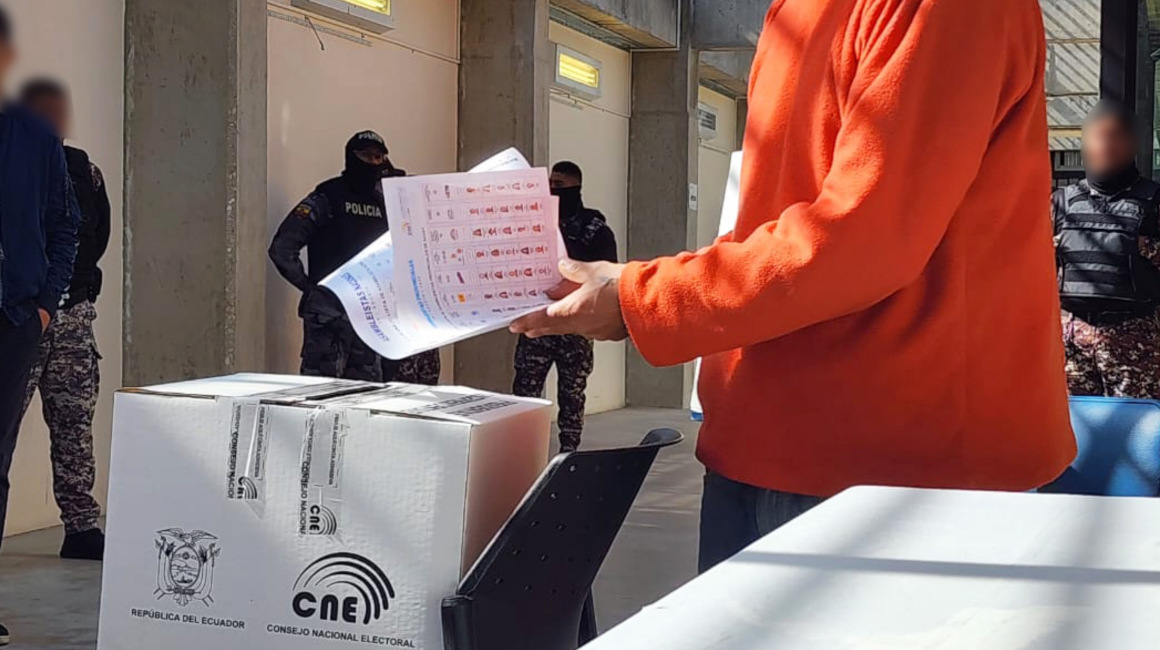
1046;41;1099;96
1041;0;1100;41
1049;135;1083;151
1040;0;1099;132
1048;95;1099;130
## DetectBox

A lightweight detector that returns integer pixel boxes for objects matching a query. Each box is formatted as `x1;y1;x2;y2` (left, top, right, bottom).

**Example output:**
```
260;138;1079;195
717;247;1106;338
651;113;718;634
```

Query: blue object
1047;397;1160;497
0;104;80;325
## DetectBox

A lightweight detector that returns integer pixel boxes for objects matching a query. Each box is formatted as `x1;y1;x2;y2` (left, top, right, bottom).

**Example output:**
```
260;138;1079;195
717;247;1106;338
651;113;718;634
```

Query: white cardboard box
97;374;551;650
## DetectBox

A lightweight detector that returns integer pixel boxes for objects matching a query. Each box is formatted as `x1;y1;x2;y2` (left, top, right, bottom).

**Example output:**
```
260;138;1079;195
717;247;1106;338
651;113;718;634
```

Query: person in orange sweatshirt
513;0;1077;571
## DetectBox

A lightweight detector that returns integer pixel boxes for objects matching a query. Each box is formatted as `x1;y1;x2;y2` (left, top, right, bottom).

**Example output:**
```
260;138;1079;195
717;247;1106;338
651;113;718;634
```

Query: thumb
558;258;594;284
546;292;580;318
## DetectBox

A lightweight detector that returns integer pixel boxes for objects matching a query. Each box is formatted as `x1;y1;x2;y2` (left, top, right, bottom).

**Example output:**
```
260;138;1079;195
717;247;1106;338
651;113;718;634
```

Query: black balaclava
1087;163;1140;196
552;185;584;223
343;130;390;192
383;158;407;179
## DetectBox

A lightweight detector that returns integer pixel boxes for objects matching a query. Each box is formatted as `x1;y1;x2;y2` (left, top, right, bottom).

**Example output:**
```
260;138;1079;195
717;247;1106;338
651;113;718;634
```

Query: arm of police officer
594;225;619;264
269;195;326;293
91;163;112;265
41;143;80;331
1050;188;1065;250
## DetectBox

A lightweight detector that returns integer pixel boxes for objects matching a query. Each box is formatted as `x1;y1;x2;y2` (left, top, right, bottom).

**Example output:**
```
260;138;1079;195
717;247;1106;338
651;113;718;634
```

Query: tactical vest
1056;179;1160;315
64;146;103;304
306;177;389;284
561;207;607;261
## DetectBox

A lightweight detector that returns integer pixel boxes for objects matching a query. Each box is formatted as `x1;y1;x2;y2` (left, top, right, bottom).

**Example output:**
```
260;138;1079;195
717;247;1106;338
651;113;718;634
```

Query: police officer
270;130;402;381
18;79;110;561
512;161;618;451
1054;101;1160;398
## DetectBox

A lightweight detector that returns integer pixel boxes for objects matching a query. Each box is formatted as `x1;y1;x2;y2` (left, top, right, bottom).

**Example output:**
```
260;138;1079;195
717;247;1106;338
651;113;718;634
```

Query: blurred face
1082;116;1136;178
0;41;14;88
549;172;580;190
26;93;70;138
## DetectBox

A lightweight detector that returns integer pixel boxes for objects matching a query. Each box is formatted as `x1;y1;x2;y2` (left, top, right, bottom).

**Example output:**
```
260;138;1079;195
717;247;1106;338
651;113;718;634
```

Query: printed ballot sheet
385;168;559;334
321;149;563;360
319;233;411;357
691;150;743;419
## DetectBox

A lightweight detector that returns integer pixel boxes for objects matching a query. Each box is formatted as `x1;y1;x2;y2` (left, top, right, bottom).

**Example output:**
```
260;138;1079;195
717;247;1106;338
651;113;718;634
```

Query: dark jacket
269;175;388;316
562;204;618;264
0;105;80;325
63;146;111;308
1052;177;1160;317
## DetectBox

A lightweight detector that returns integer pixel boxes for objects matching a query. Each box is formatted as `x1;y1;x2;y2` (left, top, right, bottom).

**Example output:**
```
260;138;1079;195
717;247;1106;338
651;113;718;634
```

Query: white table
587;487;1160;650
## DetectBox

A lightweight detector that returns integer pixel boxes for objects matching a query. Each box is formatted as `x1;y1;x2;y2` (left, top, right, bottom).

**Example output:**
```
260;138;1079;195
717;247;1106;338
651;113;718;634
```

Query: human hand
38;308;51;333
510;259;629;341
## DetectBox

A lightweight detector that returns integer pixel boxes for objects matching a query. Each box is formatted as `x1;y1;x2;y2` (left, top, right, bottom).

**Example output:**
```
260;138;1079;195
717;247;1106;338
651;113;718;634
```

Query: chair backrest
1050;397;1160;497
443;428;683;650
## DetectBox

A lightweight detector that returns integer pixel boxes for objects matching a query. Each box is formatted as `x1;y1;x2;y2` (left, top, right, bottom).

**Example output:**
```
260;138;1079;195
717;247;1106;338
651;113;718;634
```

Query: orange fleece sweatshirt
619;0;1076;496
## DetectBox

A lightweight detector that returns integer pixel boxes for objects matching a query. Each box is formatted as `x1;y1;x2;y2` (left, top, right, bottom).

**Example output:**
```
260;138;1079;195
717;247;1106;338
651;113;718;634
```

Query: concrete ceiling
690;0;766;50
550;0;678;49
699;51;753;97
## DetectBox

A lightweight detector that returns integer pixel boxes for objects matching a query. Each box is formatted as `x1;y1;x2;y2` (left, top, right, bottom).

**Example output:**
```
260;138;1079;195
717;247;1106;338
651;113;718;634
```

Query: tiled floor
0;408;702;649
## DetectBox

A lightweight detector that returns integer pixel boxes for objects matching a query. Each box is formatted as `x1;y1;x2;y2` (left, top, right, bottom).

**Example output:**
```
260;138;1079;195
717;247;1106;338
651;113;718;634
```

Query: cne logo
236;477;259;500
306;504;339;536
292;553;395;626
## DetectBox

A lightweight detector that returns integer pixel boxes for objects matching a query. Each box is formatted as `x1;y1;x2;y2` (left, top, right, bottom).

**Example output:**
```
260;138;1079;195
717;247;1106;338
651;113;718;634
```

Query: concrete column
455;0;552;392
1134;1;1154;177
626;0;699;408
124;0;267;385
1099;0;1136;108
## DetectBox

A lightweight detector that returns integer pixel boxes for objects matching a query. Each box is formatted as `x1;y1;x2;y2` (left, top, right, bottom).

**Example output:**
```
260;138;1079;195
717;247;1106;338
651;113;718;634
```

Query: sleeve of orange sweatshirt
619;0;1030;367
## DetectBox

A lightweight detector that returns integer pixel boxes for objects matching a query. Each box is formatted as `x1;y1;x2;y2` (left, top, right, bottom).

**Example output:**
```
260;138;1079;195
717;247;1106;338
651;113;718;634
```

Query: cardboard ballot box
97;374;551;650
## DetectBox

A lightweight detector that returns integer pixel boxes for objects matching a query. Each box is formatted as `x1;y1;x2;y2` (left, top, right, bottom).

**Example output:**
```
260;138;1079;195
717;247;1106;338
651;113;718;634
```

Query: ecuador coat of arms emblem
154;528;221;607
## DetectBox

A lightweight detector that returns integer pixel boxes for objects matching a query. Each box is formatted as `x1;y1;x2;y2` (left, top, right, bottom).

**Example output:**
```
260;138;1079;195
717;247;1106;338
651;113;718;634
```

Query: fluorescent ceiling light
559;53;600;89
291;0;394;33
554;45;603;99
343;0;390;16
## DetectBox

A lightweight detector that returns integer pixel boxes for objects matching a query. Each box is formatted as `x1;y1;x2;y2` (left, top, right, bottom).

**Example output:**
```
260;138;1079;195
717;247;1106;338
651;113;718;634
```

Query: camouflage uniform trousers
302;311;441;384
301;313;384;381
383;349;441;386
512;334;595;451
20;301;102;534
1062;310;1160;398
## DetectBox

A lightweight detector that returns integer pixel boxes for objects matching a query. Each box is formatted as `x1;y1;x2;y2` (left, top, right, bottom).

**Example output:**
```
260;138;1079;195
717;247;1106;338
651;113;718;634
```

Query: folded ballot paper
691;151;743;421
321;149;564;360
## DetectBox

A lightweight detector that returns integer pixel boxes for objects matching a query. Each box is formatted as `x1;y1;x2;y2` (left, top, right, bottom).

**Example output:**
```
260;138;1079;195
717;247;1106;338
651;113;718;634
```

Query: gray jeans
698;471;825;573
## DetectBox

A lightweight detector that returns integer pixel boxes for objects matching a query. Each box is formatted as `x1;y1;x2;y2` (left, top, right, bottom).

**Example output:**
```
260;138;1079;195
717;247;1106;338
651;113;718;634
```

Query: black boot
60;528;105;561
1;620;10;646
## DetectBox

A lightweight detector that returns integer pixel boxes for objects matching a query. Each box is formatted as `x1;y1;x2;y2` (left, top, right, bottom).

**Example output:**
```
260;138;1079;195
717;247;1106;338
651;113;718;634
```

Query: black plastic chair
442;428;684;650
